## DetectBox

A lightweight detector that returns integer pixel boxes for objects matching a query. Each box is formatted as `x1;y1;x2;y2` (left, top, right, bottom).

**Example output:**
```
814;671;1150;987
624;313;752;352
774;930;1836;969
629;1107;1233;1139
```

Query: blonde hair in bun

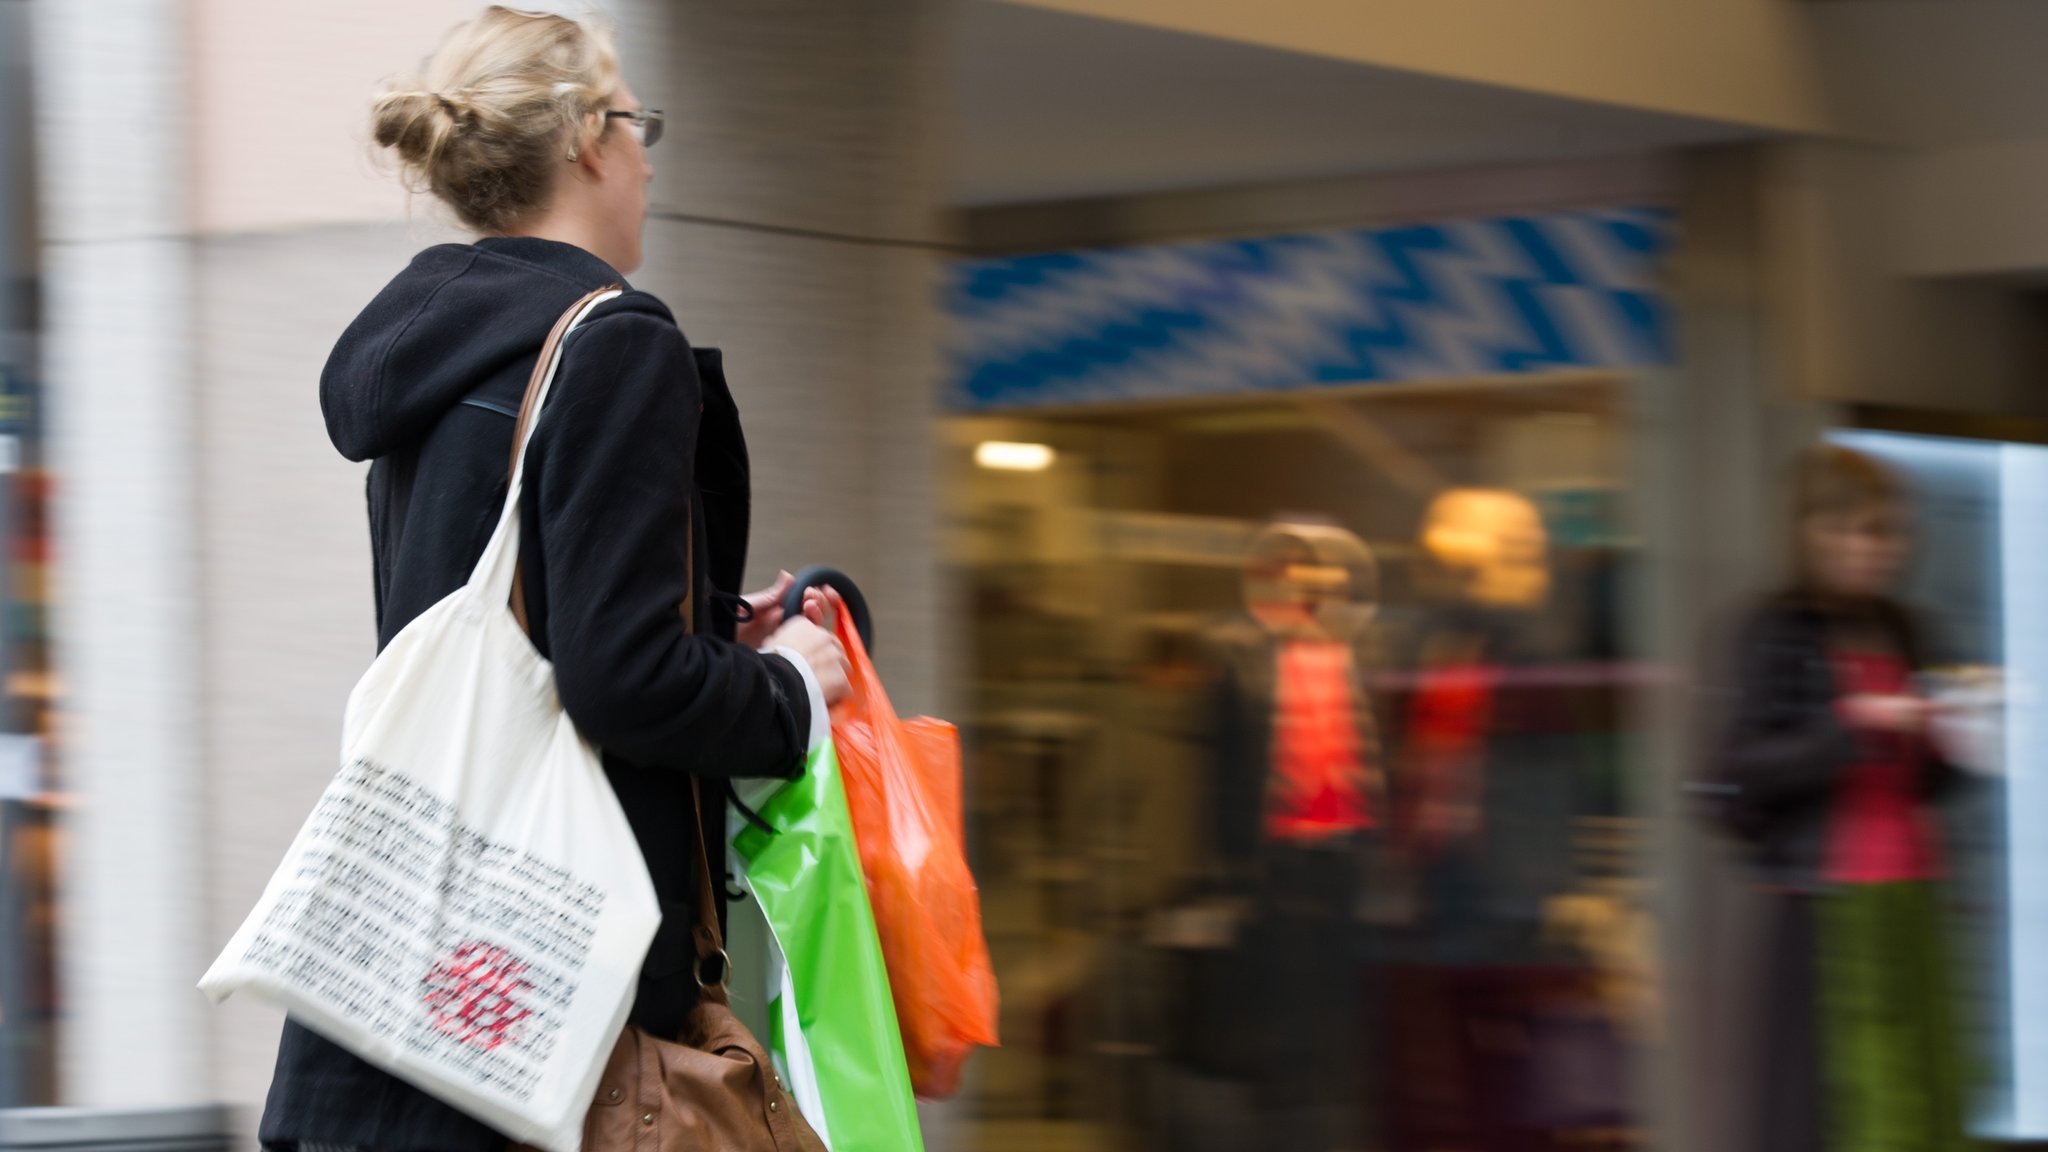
371;6;621;233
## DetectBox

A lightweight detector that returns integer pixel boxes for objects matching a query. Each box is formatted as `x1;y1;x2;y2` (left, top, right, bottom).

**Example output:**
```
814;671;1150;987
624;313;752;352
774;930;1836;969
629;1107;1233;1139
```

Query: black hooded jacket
260;237;812;1151
1703;592;1964;889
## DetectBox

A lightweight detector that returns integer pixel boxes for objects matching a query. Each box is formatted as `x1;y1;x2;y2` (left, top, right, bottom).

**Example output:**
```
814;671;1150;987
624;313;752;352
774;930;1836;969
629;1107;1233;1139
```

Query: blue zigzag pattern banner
945;206;1675;410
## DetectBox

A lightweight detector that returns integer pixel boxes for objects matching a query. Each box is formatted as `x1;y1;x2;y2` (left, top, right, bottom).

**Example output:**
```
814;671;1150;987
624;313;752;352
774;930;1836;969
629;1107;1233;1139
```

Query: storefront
941;205;1674;1150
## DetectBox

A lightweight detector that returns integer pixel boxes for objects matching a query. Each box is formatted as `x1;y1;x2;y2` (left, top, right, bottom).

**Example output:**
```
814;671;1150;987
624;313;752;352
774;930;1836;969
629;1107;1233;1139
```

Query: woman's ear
566;111;601;165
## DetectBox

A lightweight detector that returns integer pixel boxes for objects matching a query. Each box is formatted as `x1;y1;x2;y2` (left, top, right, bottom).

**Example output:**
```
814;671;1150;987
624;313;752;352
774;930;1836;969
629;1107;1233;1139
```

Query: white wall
190;0;483;233
193;219;460;1127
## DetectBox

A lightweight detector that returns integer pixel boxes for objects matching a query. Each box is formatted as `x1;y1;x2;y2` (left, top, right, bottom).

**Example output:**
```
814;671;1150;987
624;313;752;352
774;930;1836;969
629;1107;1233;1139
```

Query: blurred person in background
1706;444;1970;1152
259;9;850;1151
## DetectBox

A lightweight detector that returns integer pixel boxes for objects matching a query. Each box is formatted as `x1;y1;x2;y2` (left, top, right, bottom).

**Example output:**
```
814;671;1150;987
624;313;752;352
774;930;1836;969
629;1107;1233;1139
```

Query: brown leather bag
565;779;826;1152
507;287;828;1152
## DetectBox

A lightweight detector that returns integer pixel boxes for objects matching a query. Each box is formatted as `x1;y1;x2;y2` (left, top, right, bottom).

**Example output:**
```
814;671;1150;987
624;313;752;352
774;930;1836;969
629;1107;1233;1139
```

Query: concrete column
31;0;209;1109
1642;144;1830;1152
612;0;953;716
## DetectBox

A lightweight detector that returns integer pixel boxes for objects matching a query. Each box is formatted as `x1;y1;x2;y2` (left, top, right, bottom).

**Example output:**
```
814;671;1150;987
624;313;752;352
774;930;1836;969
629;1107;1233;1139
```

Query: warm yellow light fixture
975;441;1055;471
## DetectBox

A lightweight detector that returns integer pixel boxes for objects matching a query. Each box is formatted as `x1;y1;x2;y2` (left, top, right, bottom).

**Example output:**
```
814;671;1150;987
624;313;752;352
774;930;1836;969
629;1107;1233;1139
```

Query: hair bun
371;88;458;164
438;89;487;126
371;6;621;234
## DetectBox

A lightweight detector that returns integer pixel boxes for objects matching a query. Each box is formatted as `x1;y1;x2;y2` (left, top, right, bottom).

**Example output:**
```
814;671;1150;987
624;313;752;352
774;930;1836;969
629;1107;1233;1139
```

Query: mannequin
1240;521;1381;843
1386;487;1553;1151
1400;488;1550;900
1198;518;1385;1152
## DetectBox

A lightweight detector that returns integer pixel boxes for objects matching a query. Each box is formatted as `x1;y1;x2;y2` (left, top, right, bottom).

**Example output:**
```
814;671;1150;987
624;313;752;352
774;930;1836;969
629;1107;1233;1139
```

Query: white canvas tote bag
201;287;659;1152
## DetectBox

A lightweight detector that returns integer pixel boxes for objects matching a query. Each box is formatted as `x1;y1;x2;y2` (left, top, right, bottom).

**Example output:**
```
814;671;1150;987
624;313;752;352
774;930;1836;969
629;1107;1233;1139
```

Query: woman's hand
1840;693;1937;734
770;612;850;707
800;584;840;637
747;575;849;704
737;571;796;650
739;573;841;650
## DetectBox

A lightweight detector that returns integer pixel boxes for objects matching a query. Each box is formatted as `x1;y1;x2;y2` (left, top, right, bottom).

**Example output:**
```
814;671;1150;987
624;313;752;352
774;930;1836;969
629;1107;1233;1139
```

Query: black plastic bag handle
780;566;874;655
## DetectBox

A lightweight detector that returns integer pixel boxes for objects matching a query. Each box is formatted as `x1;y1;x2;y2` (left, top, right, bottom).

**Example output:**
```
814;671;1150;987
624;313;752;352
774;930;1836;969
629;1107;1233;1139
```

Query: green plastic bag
732;737;923;1152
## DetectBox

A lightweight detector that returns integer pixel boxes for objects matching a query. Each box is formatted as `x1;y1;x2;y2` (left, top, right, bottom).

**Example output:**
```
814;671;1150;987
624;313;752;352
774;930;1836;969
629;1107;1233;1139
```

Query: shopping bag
200;288;660;1152
731;730;924;1152
830;613;999;1099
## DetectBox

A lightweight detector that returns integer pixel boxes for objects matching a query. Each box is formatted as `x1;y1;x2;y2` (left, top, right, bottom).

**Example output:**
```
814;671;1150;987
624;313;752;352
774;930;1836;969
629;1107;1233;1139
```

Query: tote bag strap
496;284;625;632
472;284;622;613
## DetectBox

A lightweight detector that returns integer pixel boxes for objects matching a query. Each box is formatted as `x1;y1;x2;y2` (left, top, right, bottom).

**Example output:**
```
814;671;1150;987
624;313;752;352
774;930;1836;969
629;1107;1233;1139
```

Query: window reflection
948;380;1654;1151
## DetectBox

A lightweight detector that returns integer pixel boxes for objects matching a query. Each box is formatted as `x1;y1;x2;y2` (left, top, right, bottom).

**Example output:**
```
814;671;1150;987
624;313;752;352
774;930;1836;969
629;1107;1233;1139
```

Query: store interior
945;374;1659;1151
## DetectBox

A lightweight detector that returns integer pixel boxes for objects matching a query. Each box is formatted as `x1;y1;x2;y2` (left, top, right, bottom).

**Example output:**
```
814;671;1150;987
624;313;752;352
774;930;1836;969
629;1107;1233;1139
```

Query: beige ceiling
950;1;1771;206
1809;0;2048;148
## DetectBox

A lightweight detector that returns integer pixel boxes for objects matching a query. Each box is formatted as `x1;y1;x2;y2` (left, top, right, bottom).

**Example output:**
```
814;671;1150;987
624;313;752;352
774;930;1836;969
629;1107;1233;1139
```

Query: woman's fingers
769;616;851;705
736;570;796;647
802;586;843;634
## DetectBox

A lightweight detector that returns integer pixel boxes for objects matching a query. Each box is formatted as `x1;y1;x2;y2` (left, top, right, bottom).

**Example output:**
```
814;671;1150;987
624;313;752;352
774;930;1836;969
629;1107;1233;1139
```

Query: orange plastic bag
830;613;1000;1098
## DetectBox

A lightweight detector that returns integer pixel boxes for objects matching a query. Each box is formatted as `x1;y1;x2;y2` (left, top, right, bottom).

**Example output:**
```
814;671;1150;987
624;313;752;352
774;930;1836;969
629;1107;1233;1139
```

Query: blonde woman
262;9;848;1149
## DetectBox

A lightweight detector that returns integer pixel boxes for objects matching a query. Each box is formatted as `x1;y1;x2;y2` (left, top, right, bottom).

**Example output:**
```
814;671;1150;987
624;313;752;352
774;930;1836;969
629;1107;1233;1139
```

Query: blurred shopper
258;9;849;1150
1706;444;1970;1152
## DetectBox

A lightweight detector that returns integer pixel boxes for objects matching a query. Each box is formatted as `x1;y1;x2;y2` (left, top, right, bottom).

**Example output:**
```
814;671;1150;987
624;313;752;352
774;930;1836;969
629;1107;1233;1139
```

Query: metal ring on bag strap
687;776;731;1000
694;947;732;991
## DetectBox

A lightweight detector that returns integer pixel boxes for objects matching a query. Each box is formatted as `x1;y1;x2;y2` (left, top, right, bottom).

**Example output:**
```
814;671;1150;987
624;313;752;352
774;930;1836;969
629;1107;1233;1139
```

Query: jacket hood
320;238;665;461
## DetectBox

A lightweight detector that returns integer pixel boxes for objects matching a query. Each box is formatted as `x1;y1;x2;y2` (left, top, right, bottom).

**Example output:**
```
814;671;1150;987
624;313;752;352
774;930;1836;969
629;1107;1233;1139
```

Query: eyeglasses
605;109;664;148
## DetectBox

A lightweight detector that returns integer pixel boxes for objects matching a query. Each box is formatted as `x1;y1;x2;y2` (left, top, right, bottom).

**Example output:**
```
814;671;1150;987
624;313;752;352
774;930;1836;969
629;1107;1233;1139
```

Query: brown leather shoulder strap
508;285;621;635
688;776;729;1002
684;526;717;990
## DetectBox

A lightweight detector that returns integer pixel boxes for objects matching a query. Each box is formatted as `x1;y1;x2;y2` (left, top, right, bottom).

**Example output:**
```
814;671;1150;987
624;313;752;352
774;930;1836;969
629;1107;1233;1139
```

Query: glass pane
948;378;1658;1150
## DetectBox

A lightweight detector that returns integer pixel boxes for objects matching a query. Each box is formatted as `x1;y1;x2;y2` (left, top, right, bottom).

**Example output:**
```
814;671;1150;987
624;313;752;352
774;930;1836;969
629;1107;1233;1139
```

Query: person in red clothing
1708;444;1971;1152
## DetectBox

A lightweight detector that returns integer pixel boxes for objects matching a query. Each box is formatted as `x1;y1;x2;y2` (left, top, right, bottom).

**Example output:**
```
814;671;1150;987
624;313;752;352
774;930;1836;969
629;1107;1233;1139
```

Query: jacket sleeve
1893;607;1972;803
1713;608;1857;814
530;307;811;778
1921;744;1970;802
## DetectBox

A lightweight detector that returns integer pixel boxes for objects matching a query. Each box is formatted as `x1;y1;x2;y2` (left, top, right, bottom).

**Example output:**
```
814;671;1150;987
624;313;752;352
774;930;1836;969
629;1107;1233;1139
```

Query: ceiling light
975;441;1055;472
